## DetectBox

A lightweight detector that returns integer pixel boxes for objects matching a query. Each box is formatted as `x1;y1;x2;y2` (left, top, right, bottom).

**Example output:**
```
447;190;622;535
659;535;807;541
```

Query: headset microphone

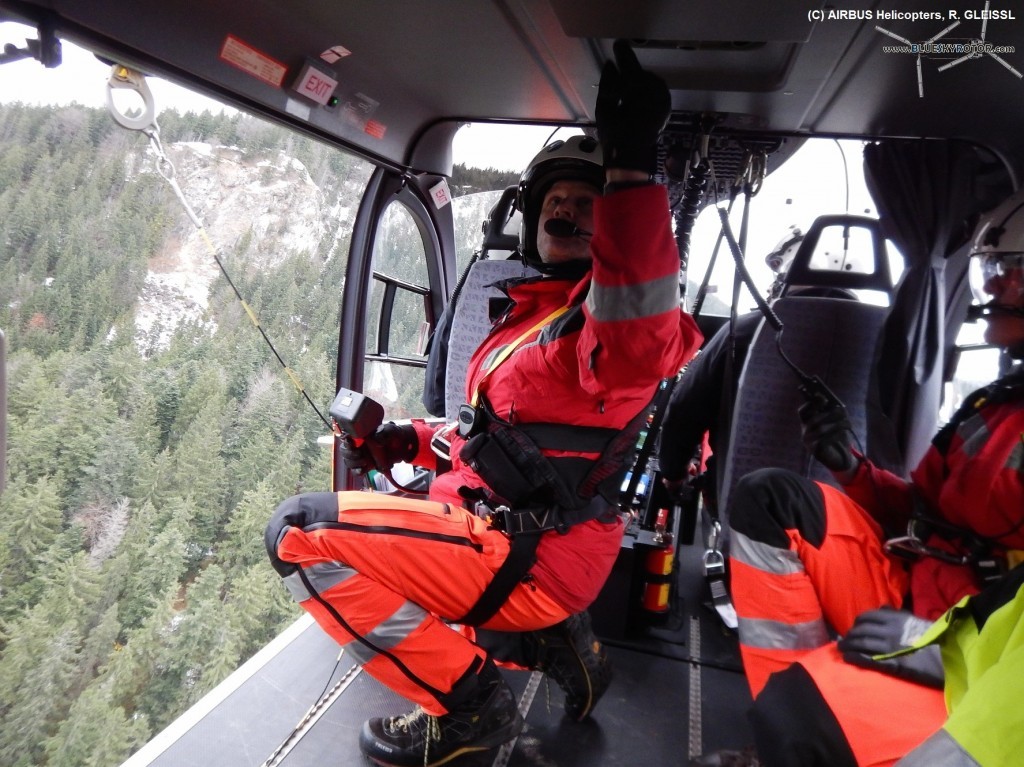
967;302;1024;321
544;218;592;239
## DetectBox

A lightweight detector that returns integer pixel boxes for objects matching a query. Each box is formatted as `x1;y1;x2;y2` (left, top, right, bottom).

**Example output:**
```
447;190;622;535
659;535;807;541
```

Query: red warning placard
220;35;287;88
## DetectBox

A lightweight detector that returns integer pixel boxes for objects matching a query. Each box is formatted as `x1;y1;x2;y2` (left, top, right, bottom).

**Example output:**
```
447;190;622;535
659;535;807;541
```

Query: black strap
455;531;543;627
932;368;1024;456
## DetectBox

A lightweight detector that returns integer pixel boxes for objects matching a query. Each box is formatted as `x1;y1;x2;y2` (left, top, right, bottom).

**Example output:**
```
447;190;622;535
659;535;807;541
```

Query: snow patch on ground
133;142;327;352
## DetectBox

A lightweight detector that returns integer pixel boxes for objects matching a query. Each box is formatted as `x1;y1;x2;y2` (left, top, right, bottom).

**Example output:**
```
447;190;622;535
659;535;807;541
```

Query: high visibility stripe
297;568;452;705
737;615;830;651
730;530;804;575
957;414;989;458
1007;438;1024;471
343;600;430;666
585;272;679;322
282;561;357;602
896;729;979;766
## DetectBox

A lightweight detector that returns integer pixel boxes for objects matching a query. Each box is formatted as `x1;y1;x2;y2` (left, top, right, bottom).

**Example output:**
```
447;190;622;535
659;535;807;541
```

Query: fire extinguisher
641;508;674;614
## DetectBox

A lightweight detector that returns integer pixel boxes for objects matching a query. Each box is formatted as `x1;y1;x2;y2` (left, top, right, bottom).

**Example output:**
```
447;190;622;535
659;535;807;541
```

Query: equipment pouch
460;432;534;506
459;420;579;509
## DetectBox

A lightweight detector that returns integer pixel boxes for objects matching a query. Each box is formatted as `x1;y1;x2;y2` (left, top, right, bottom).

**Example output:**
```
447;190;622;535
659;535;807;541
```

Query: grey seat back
444;259;539;421
717;296;889;516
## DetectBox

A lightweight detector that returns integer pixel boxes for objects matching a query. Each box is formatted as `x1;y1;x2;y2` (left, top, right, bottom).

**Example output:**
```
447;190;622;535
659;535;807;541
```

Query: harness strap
454;531;543;627
932;368;1024;456
469;304;570;407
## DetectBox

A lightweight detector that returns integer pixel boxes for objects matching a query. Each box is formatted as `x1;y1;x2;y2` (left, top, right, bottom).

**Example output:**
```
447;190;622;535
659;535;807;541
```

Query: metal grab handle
105;64;157;131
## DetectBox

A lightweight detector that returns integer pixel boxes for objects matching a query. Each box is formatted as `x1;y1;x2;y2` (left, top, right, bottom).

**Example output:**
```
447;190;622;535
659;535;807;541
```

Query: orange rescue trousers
265;491;568;716
728;469;946;767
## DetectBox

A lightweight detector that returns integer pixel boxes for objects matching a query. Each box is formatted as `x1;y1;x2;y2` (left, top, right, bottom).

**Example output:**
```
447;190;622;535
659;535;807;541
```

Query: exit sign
291;60;339;105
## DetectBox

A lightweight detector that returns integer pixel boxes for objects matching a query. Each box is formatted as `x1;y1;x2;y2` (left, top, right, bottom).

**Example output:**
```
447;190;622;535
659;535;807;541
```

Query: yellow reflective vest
897;564;1024;766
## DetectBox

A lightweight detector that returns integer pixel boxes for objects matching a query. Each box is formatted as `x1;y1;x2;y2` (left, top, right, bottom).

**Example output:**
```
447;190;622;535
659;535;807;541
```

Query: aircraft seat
715;214;900;534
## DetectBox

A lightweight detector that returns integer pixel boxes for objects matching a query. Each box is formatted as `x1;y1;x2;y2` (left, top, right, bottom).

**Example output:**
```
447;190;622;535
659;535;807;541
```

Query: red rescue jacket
844;389;1024;618
412;184;702;612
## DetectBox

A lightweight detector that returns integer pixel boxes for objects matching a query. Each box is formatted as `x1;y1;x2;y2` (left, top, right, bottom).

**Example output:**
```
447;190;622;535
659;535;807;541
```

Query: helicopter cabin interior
0;1;1022;765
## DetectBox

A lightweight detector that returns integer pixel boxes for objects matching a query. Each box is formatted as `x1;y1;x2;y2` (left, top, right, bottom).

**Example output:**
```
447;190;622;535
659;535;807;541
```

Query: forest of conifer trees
0;101;517;766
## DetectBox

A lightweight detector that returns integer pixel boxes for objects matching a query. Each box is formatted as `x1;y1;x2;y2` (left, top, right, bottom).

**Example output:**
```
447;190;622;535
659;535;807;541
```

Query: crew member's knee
264;492;338;576
729;468;827;549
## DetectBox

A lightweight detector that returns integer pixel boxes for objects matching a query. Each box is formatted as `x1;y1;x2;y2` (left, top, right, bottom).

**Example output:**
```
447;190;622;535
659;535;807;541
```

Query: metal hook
745;151;767;196
105;64;157;132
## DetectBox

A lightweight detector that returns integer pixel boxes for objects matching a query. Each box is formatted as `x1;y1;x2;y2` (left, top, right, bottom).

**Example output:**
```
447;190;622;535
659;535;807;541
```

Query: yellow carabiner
105;64;157;132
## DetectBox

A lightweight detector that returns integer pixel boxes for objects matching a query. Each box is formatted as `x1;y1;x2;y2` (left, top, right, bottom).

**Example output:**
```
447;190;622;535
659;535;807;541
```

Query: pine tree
43;680;149;767
0;101;402;762
0;618;82;767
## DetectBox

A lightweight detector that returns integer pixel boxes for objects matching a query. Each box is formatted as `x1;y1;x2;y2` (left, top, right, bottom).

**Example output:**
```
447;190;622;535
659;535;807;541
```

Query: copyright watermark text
808;9;1017;23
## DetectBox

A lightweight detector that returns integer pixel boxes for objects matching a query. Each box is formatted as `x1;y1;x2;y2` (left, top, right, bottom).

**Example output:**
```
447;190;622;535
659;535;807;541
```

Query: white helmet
968;188;1024;308
517;135;604;271
765;227;803;300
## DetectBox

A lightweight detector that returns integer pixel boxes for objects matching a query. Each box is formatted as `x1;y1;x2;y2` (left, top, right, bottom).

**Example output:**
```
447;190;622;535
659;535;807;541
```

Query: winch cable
714;203;844;402
106;64;333;433
259;653;362;767
107;65;408;763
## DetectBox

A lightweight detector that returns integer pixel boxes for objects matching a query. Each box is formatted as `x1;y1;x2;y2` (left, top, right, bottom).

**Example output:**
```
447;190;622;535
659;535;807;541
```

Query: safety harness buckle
702;521;738;630
430;423;456;461
883;514;975;566
477;502;554;535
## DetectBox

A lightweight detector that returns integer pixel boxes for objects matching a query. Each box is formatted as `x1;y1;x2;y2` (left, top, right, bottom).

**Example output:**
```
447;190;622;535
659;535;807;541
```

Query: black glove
338;422;418;475
837;608;944;689
595;39;671;176
798;398;856;474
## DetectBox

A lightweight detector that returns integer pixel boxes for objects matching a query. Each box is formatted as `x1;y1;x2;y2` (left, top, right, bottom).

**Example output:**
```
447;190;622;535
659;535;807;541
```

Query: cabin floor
126;528;754;767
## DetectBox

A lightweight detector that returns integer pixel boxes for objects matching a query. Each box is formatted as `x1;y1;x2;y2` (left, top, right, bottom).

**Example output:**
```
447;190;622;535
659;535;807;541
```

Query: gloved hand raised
596;39;671;176
798;397;857;475
837;608;944;689
338;422;418;475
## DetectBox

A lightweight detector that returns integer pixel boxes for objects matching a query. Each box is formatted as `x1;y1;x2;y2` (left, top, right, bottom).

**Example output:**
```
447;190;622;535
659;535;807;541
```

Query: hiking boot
688;747;762;766
534;611;612;721
359;661;523;766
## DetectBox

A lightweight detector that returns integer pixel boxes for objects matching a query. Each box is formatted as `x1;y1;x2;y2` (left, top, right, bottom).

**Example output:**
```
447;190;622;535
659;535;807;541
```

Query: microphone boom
544;219;592;239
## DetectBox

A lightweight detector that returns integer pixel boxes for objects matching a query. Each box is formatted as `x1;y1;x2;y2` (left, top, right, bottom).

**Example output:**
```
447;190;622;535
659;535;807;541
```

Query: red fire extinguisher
642;508;674;614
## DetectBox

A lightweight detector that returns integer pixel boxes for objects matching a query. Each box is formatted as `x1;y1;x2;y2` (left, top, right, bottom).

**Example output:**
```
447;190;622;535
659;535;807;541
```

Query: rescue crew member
265;41;702;767
895;561;1024;766
691;187;1024;767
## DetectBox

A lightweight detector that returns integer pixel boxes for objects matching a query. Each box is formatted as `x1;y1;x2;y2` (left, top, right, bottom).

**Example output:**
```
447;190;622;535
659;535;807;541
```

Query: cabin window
365;200;432;418
685;139;890;315
943;318;1004;420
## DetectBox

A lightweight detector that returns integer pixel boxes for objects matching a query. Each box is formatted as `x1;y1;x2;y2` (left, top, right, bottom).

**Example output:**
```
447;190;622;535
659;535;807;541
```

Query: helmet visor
969;252;1024;304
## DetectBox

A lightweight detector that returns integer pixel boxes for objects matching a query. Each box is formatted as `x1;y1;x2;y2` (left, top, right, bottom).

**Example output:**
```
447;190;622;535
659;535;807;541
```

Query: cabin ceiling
2;0;1022;181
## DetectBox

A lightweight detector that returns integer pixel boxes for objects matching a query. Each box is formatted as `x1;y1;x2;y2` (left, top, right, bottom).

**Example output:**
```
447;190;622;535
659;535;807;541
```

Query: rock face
133;141;327;351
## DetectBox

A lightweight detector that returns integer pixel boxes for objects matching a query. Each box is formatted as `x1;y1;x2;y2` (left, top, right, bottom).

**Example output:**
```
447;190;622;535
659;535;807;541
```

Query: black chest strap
931;368;1024;457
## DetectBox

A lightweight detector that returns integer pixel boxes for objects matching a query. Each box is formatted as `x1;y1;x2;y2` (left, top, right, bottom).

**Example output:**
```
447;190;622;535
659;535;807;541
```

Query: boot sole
564;644;612;721
365;711;525;767
552;613;613;721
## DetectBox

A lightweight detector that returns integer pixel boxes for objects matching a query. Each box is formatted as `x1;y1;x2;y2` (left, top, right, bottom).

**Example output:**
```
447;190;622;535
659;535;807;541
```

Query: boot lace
383;707;442;766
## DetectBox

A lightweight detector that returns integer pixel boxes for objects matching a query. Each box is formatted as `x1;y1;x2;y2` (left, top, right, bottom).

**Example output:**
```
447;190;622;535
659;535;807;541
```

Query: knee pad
730;468;826;548
264;492;338;576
